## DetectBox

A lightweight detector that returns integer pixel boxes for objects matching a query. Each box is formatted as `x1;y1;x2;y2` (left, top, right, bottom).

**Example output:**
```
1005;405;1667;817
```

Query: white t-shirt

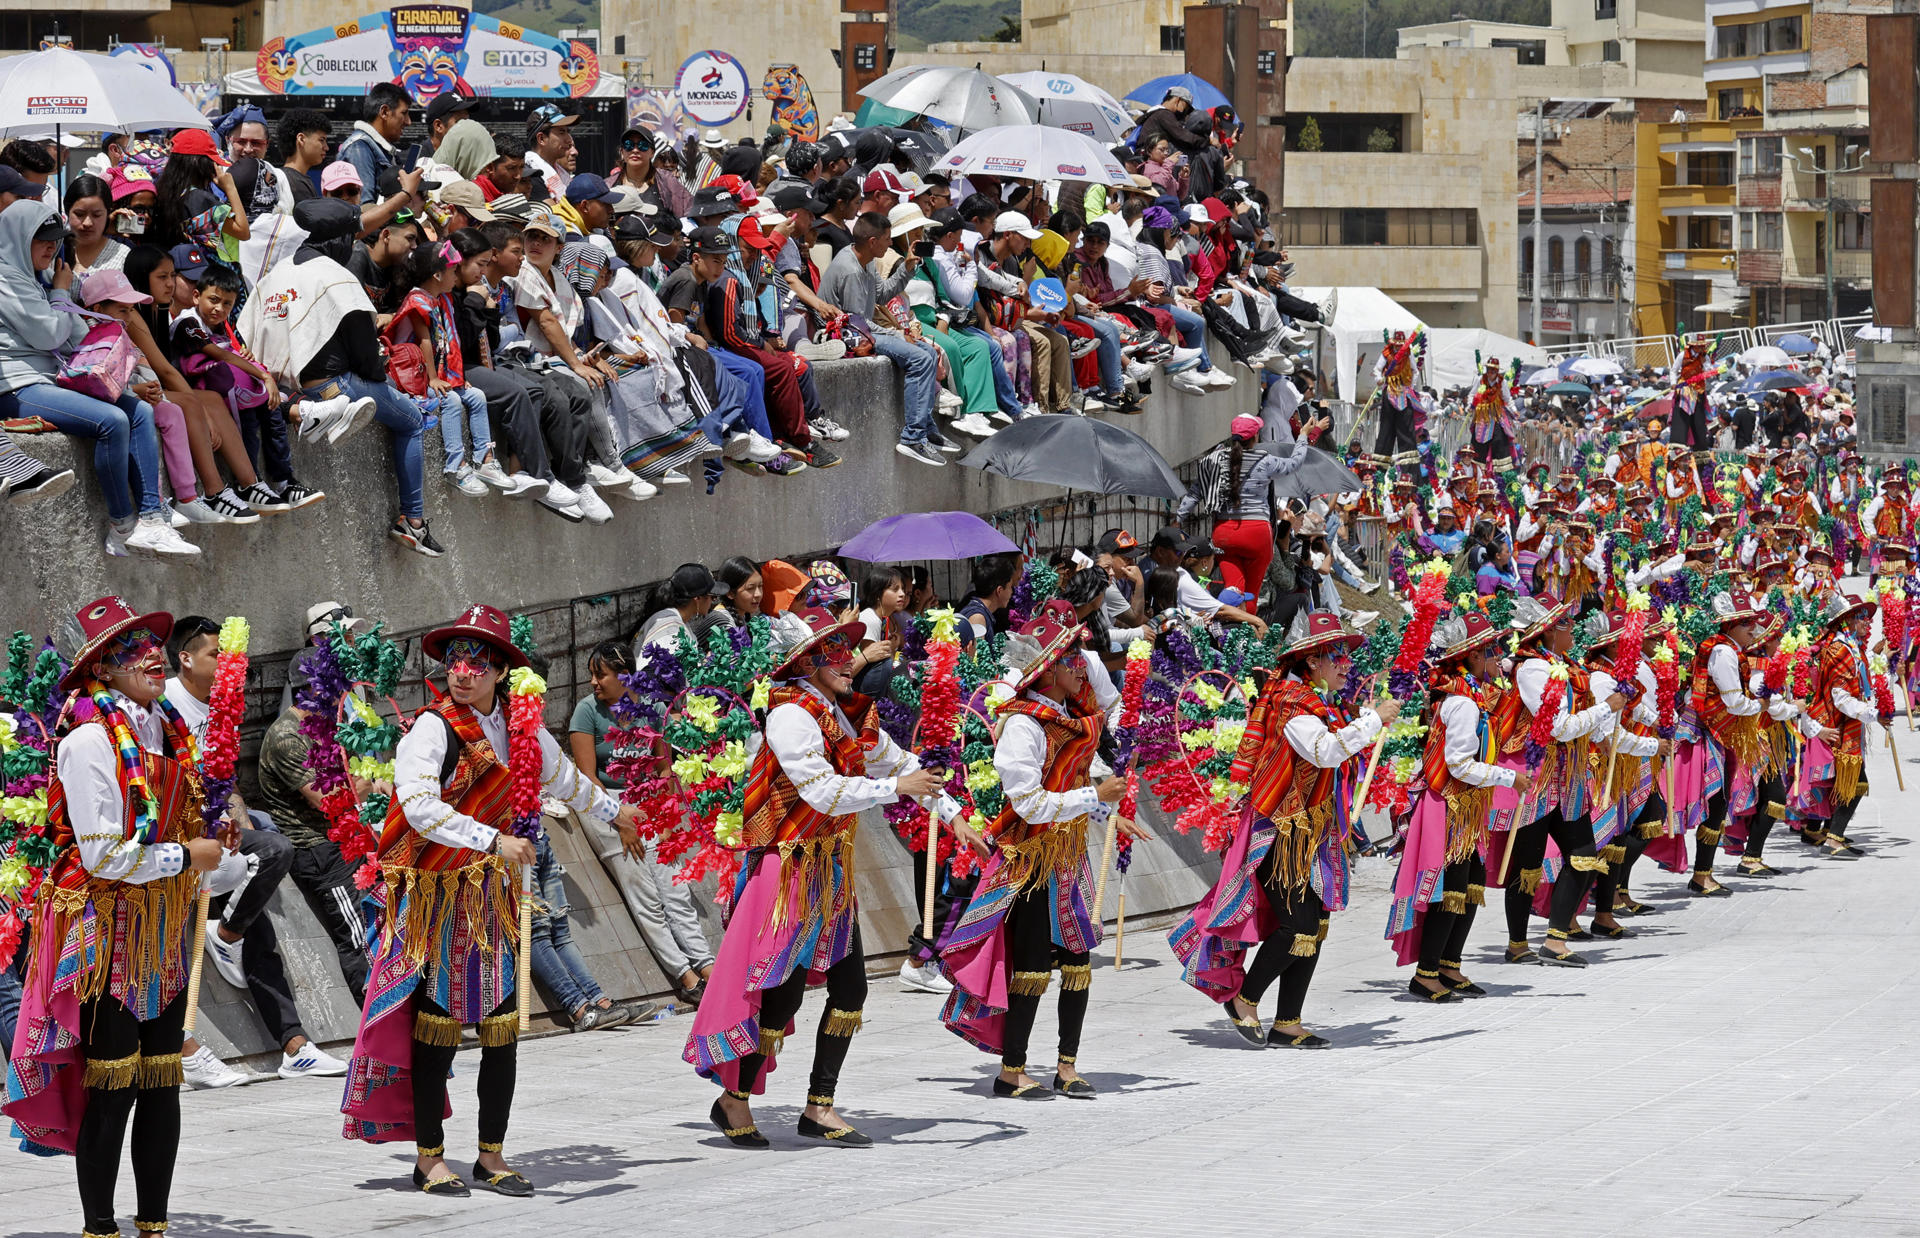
857;607;884;642
162;676;211;746
1176;568;1223;617
510;262;583;358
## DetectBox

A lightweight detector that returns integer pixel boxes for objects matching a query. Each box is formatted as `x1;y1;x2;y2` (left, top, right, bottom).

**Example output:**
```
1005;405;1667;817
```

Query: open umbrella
1743;371;1809;393
1123;73;1230;113
1566;356;1624;379
1545;381;1594;398
0;48;211;139
999;71;1134;144
935;124;1130;186
839;511;1019;562
1259;445;1361;505
1519;366;1559;387
1740;344;1792;368
959;415;1185;500
1778;333;1820;354
858;65;1037;134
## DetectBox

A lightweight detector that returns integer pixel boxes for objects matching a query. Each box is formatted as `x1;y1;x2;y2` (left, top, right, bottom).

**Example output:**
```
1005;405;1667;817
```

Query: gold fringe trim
477;1140;503;1153
1466;884;1486;907
1438;958;1462;969
1441;891;1467;914
996;822;1089;896
1008;970;1052;997
806;1093;835;1106
1765;801;1786;820
134;1225;168;1235
1518;866;1544;894
45;867;201;1008
1691;868;1714;879
1289;933;1319;957
1834;753;1863;805
1600;843;1626;865
417;1144;445;1157
136;1052;182;1090
1636;820;1665;839
1568;854;1609;874
1546;927;1569;940
85;1230;124;1238
83;1051;140;1091
1317;919;1330;942
768;830;857;932
1698;826;1723;845
382;855;516;975
757;1027;786;1057
1263;801;1337;893
477;1012;519;1048
1442;784;1493;864
821;1008;863;1037
413;1010;462;1047
1059;964;1092;992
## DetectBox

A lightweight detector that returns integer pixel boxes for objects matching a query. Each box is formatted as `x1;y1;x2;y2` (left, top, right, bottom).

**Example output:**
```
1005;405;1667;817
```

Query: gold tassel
1008;970;1052;997
1518;866;1545;894
821;1008;863;1037
412;1010;462;1047
1600;843;1625;865
1060;964;1092;992
1569;854;1609;874
477;1012;519;1047
1317;918;1329;942
757;1027;786;1057
1834;753;1863;805
1442;786;1493;864
135;1052;182;1090
83;1051;140;1091
1466;883;1486;907
1636;820;1665;839
1698;826;1723;845
1289;933;1318;957
1441;891;1467;914
134;1223;169;1234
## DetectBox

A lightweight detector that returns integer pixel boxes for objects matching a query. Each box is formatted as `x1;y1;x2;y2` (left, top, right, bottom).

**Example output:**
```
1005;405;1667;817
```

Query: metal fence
1532;312;1874;374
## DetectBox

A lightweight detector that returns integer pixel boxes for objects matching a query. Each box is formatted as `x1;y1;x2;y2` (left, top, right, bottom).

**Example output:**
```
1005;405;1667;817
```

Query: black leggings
1240;840;1330;1023
410;993;517;1156
1374;400;1420;466
76;988;188;1236
1595;822;1652;909
998;885;1091;1071
1503;810;1603;943
1615;794;1665;893
1670;392;1711;449
1417;854;1487;973
736;926;868;1103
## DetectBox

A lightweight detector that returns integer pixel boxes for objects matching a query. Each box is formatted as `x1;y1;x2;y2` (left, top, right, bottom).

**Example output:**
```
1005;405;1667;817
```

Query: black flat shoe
1567;925;1593;940
412;1167;470;1197
1052;1074;1097;1098
1268;1029;1331;1048
992;1075;1052;1098
469;1163;534;1197
1589;922;1631;939
709;1097;770;1148
797;1115;873;1147
1224;999;1267;1046
1736;862;1780;878
1687;881;1732;898
1824;839;1864;859
1444;976;1487;997
1504;945;1539;964
1407;976;1454;1002
1540;947;1589;968
1613;897;1651;915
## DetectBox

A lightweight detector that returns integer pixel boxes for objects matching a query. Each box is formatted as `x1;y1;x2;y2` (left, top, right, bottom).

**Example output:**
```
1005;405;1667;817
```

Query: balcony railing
1518;272;1620;300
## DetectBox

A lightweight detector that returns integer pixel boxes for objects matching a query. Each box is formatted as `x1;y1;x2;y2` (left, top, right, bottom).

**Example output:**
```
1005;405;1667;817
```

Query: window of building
1602;39;1622;63
1547;235;1564;274
1687;215;1732;249
1765;15;1802;52
1684;151;1735;186
1284;207;1476;246
1838;211;1872;250
1595;0;1617;19
1491;38;1547;66
1716;15;1803;58
1341;208;1388;246
1716;23;1748;58
1717;88;1745;119
1258;49;1277;76
1872;383;1910;446
1740;210;1754;249
1521;236;1534;276
1739;135;1782;175
1757;211;1782;248
1159;25;1186;52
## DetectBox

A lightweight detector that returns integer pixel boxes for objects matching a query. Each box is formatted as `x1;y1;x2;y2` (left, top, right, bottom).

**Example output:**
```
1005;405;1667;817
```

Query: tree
1297;115;1324;152
1366;126;1395;153
990;14;1021;42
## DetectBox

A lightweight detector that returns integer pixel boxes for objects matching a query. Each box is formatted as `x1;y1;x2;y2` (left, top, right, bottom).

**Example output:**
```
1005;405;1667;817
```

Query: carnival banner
109;43;179;89
674;50;751;126
762;63;819;143
256;5;598;99
626;86;693;145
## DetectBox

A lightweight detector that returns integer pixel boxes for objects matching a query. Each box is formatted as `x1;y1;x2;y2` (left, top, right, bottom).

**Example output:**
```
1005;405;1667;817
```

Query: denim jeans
870;330;939;445
708;347;777;442
300;372;425;520
572;807;713;978
429;385;493;473
961;327;1025;416
1164;303;1215;370
529;831;604;1015
1086;314;1124;394
0;383;161;521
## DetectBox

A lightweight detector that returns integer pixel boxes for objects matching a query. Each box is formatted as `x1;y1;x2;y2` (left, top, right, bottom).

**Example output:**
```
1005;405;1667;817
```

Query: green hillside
473;0;598;41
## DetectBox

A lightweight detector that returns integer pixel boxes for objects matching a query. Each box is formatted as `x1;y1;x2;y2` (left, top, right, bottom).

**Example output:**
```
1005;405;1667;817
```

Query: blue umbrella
1123;73;1230;113
1778;332;1819;354
1741;370;1809;393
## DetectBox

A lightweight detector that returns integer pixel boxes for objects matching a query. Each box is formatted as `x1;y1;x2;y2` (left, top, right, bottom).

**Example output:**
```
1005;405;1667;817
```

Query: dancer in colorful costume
1799;592;1883;860
1170;611;1393;1047
1681;590;1779;898
1371;328;1428;477
690;606;943;1147
341;603;633;1196
1466;356;1519;472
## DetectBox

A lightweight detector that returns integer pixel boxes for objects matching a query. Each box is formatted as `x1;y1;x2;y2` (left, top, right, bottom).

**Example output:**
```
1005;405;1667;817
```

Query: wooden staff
921;808;940;940
1091;808;1121;929
181;886;212;1034
1889;728;1907;792
1351;726;1391;825
1113;881;1127;970
516;861;534;1033
1600;735;1619;811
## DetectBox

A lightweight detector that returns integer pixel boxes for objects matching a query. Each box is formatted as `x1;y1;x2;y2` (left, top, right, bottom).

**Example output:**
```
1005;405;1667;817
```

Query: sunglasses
103;628;164;669
621;138;651;153
444;638;504;671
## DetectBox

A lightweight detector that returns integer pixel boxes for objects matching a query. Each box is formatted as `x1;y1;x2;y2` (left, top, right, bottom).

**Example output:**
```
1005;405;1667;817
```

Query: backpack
55;310;139;403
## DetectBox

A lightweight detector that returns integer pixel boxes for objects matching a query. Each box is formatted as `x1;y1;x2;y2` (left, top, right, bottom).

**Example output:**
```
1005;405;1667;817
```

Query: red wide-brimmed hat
1513;593;1576;646
1821;592;1877;630
1712;590;1766;626
1005;614;1088;693
422;602;530;669
59;595;174;694
771;605;865;680
1281;610;1365;662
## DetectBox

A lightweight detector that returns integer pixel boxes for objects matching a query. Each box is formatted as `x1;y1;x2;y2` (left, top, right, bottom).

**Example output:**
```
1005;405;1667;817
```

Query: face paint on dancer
94;628;167;702
444;637;506;710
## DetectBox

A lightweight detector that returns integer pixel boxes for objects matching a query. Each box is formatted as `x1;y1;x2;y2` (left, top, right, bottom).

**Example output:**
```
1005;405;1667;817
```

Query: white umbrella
1739;344;1792;368
1519;366;1559;387
998;71;1134;145
859;65;1037;133
1566;356;1624;379
0;48;211;139
935;124;1130;187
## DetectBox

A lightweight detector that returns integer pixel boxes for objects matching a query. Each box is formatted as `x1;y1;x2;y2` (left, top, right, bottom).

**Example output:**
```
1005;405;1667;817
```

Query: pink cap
1229;414;1263;440
319;160;363;193
106;164;156;202
80;269;153;307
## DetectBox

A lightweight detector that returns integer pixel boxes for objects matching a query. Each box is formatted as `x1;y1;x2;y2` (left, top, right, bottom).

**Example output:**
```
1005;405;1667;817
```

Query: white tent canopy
1424;328;1548;392
1290;286;1423;404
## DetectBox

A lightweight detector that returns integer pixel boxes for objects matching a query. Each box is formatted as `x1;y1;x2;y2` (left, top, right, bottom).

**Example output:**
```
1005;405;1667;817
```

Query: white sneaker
502;472;548;500
951;412;997;437
1264;353;1296;375
626;475;658;501
182;1045;248;1090
447;467;489;497
472;458;515;489
1200;367;1236;388
1124;360;1155;384
204;920;246;988
171;498;222;525
327;396;377;444
657;468;691;485
898;960;954;994
278;1042;350;1079
125;513;202;560
936;388;962;412
104;518;133;558
995;409;1019;424
743;432;782;463
587;462;629;490
811;416;851;441
545;480;580;507
293;395;349;442
1170;374;1210;396
575;484;613;524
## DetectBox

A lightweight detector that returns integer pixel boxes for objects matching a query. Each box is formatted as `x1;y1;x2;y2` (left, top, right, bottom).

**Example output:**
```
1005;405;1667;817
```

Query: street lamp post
1787;141;1871;321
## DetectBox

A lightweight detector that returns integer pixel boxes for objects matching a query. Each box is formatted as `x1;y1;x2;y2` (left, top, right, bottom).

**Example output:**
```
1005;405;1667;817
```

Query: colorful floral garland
199;617;250;835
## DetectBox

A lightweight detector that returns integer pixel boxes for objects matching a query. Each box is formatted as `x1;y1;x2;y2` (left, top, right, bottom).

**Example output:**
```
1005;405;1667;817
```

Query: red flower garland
1114;640;1152;860
1873;669;1896;723
505;668;546;838
896;626;961;851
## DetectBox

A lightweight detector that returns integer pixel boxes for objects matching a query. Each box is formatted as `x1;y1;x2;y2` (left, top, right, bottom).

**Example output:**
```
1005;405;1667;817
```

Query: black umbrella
958;415;1186;500
1255;444;1362;505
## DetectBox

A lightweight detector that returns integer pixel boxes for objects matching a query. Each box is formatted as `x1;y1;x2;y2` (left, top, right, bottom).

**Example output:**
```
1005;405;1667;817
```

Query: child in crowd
389;240;519;498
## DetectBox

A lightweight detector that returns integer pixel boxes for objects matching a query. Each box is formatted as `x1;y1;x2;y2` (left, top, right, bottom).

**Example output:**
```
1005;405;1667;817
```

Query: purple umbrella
839;511;1020;561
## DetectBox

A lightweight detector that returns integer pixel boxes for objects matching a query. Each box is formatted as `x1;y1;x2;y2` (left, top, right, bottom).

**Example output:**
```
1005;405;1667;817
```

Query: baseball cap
527;103;578;135
1164;85;1194;103
687;186;737;218
168;243;211;281
614;209;676;245
1097;529;1139;555
738;215;783;252
771;184;828;215
1184;202;1214;224
862;166;908;197
688;225;735;257
670;562;731;601
620;124;656;146
79;269;152;307
520;204;563;239
564;172;621;207
1182;531;1220;557
424;93;475;126
607;184;646;215
169;128;229;167
711;174;758;207
436;179;494;221
319;160;363;193
1150;526;1186;552
993;210;1041;239
0;166;44;200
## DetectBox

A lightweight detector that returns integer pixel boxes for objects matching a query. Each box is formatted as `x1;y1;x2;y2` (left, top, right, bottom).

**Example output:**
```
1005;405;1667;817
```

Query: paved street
10;770;1919;1238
